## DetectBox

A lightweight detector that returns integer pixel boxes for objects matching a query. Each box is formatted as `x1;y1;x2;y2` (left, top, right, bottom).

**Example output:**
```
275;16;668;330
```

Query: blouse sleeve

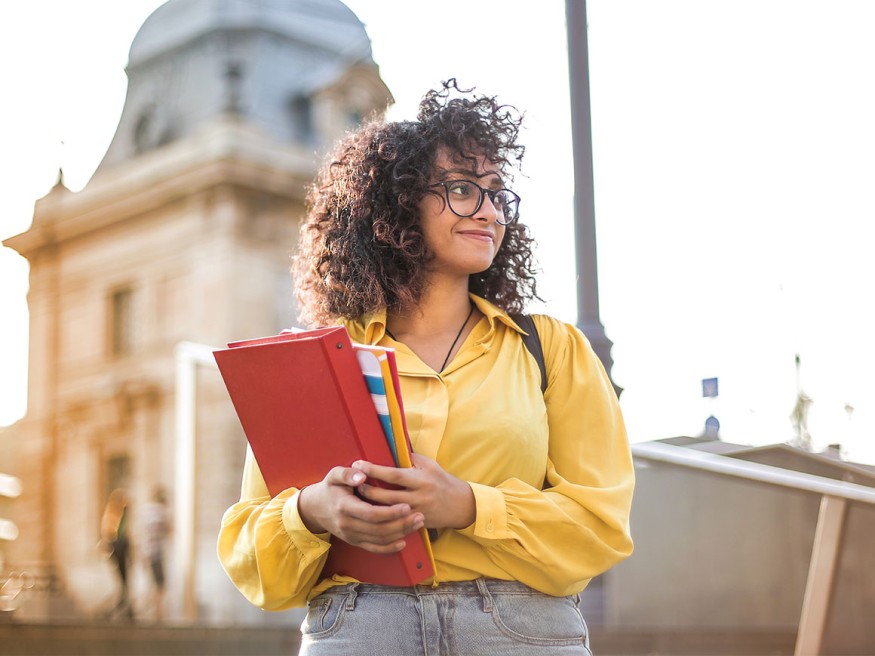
216;446;332;610
458;316;635;596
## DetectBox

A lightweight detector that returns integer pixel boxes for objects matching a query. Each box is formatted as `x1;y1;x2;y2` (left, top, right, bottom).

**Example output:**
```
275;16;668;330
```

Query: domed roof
93;0;390;176
129;0;372;67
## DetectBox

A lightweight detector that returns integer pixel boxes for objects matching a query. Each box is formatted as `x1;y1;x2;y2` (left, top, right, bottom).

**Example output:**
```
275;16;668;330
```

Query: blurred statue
790;354;813;451
790;390;813;451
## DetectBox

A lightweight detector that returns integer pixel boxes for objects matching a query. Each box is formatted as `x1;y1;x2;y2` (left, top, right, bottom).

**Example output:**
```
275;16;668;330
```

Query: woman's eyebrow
439;168;504;185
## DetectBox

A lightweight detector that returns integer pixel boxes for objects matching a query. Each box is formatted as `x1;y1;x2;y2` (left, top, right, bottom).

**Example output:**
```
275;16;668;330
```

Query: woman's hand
297;466;425;554
352;454;476;530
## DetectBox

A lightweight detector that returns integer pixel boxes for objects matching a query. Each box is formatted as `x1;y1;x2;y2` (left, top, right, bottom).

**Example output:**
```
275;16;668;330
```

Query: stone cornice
4;117;319;258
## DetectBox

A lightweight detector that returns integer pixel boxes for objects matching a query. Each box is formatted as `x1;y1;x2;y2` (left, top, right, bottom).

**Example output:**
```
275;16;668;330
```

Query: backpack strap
511;313;547;394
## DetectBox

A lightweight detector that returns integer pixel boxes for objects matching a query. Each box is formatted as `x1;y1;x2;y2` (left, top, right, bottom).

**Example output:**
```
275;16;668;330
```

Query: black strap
511;313;547;394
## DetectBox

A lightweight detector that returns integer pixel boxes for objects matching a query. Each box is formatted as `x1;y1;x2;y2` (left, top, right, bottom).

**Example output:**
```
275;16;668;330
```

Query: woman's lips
457;230;494;242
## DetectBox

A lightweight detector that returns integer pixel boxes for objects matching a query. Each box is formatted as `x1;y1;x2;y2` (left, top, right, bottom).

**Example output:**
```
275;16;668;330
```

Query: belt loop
475;578;493;613
345;583;359;610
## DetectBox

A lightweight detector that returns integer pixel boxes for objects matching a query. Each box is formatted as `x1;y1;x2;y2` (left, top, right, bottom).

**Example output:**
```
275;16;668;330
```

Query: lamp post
565;0;620;396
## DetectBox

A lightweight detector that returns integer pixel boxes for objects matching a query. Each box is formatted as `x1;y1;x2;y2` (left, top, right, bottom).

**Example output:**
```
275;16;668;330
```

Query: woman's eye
447;181;473;197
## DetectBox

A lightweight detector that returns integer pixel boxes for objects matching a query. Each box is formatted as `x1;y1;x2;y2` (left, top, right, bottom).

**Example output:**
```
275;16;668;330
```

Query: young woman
218;80;634;655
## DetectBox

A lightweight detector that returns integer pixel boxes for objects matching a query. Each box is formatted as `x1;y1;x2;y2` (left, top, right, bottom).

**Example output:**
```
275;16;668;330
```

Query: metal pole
565;0;620;395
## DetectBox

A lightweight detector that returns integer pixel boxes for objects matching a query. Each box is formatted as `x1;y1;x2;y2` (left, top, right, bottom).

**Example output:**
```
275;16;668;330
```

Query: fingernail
352;472;365;484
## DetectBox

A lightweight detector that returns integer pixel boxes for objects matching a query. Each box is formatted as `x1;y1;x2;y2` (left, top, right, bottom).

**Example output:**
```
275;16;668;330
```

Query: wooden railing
632;441;875;656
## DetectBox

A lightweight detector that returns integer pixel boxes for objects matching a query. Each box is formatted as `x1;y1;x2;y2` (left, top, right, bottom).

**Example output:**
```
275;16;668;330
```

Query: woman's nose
474;190;500;222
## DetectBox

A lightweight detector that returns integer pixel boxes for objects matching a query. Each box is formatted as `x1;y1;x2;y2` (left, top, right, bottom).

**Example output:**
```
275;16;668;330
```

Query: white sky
2;1;875;464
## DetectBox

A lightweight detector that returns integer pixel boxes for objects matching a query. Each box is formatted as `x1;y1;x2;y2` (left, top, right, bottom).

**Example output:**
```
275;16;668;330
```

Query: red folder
213;326;434;586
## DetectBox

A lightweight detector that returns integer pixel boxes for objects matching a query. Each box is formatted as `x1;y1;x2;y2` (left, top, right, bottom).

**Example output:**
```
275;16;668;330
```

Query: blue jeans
299;578;593;656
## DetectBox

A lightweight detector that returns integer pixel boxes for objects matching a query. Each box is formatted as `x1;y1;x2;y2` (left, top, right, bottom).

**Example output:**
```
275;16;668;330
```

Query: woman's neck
386;278;479;371
388;277;471;334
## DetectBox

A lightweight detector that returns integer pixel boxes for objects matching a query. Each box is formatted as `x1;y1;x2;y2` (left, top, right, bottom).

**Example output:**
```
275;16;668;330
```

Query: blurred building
2;0;391;624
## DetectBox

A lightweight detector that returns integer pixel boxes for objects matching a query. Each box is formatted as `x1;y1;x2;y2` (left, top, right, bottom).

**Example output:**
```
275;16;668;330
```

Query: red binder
213;326;434;586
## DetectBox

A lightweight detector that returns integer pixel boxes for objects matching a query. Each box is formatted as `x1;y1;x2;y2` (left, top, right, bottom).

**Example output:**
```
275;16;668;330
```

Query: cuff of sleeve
458;482;508;539
281;490;332;555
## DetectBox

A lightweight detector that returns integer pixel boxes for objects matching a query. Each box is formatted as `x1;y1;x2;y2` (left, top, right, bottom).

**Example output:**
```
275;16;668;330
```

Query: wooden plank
795;495;847;656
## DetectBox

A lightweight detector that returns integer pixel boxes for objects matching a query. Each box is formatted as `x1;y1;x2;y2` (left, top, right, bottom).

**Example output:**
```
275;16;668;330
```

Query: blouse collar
344;294;529;345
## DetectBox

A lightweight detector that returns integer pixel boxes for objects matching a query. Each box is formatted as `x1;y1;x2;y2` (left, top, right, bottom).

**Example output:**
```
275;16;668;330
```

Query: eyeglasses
429;180;521;225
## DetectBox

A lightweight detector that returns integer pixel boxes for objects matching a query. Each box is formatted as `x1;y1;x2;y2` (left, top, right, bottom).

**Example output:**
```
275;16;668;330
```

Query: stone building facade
2;0;391;624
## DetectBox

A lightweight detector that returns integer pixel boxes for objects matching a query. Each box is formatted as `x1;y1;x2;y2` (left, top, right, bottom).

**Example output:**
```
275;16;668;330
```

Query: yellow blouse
217;294;634;610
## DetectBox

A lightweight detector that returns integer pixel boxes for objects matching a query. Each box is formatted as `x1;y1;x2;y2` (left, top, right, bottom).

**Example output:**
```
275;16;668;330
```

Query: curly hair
293;79;540;326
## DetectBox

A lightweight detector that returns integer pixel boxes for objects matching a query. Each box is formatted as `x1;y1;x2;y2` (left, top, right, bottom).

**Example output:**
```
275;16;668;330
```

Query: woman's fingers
324;465;367;488
351;458;435;507
300;464;430;552
351;456;475;530
351;460;419;487
355;539;408;554
340;494;421;527
335;507;425;547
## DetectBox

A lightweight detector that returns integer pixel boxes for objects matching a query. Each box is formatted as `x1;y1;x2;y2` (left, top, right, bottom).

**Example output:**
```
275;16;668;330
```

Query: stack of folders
213;326;436;586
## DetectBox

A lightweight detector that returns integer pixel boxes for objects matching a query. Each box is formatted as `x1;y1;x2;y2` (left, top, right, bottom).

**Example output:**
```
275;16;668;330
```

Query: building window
346;108;364;129
289;95;314;143
109;287;135;357
104;453;130;504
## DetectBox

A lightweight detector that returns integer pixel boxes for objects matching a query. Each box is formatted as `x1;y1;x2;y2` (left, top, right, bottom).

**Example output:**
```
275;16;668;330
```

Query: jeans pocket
491;592;588;647
300;594;345;638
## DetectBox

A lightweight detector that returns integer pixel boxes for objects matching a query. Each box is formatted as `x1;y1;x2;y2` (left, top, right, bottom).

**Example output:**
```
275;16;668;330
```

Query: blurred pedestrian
100;488;133;620
141;486;170;621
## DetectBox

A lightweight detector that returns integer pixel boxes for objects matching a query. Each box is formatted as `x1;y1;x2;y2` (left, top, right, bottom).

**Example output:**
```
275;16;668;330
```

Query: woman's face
418;148;507;279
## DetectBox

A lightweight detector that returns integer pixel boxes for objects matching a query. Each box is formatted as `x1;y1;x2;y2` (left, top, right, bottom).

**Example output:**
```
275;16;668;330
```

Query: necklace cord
440;302;475;372
384;302;475;372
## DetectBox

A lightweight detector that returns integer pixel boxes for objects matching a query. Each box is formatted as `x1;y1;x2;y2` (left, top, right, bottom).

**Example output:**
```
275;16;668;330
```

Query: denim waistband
319;578;552;598
303;578;590;654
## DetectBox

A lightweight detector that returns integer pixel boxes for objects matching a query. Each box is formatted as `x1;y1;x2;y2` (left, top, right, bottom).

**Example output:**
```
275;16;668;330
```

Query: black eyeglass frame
428;180;521;225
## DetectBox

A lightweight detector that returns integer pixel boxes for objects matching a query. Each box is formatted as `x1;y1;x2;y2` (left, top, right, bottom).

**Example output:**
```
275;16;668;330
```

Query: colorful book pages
352;346;434;567
381;349;413;468
354;349;398;465
353;345;414;467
